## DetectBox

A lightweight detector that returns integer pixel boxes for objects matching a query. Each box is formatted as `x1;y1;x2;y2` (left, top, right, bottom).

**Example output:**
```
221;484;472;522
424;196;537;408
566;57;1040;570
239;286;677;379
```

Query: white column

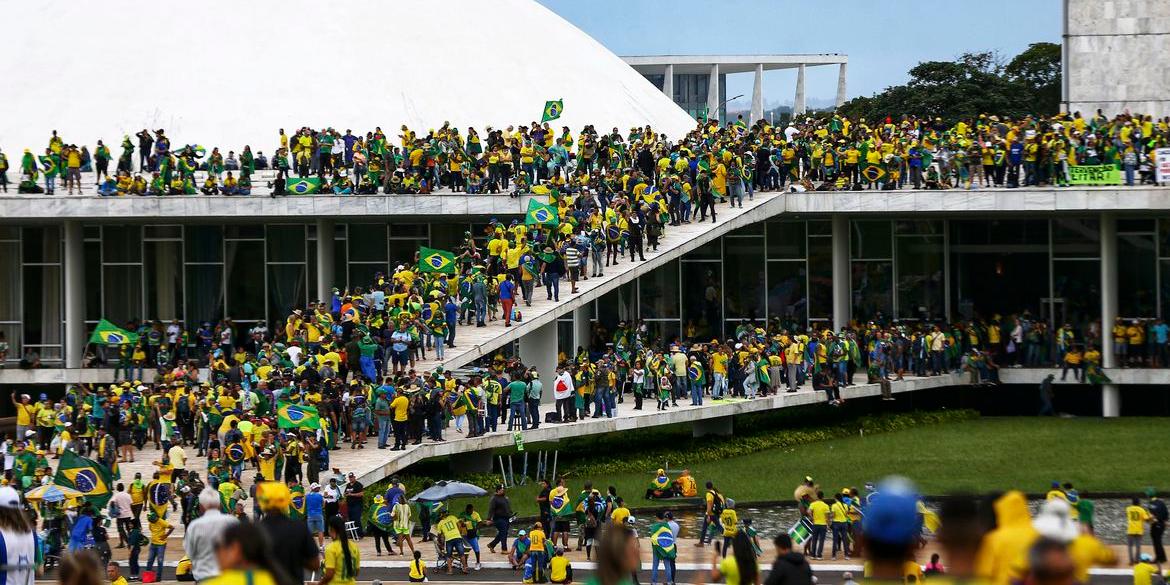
572;305;591;355
1100;213;1120;417
794;64;807;116
316;219;336;303
750;63;765;124
706;63;720;121
832;215;850;332
519;320;558;398
836;62;849;108
662;64;674;102
64;220;85;369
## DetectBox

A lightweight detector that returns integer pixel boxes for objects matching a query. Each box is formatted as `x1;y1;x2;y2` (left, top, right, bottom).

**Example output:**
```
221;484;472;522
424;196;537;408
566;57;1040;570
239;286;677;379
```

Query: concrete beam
692;415;733;438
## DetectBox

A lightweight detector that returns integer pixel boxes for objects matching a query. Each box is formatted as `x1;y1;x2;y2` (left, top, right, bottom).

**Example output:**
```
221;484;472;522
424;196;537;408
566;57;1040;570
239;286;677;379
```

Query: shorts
555;520;571;533
392;350;409;366
307;515;324;534
352;421;368;434
445;538;466;555
394;525;409;535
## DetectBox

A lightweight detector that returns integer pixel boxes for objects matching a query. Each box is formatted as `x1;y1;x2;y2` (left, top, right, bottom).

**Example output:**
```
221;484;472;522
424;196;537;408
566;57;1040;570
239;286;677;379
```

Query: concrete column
64;220;85;369
572;305;591;355
519;320;558;394
662;64;674;101
836;62;849;108
832;215;850;332
750;63;765;124
794;64;807;116
706;64;720;121
692;415;733;438
316;219;336;303
1100;213;1120;417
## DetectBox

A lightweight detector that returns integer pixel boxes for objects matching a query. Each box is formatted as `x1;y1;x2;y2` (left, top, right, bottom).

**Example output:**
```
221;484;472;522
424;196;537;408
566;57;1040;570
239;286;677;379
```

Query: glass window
0;242;21;321
0;323;20;365
850;220;892;259
144;225;182;239
1053;218;1100;258
723;237;766;320
430;223;464;253
1118;218;1154;233
895;220;943;235
596;282;637;336
185;265;223;328
953;219;1047;246
347;263;384;291
807;220;832;237
1054;260;1100;331
643;320;682;348
639;260;679;319
22;226;61;263
807;237;833;319
390;224;429;238
102;226;142;263
145;241;184;321
685;239;721;261
23;265;60;346
681;262;721;339
348;224;387;262
1159;219;1170;258
103;265;143;324
557;321;574;357
1119;233;1156;317
389;240;424;267
266;225;306;263
224;225;264;240
852;261;893;320
896;236;945;320
268;264;306;326
84;242;101;321
729;223;764;236
767;221;806;259
225;241;265;320
185;226;224;262
0;226;19;241
767;261;807;327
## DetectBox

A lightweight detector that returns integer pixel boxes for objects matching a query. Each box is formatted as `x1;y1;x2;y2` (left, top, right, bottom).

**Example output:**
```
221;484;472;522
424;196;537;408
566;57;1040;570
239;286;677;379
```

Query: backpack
709;489;725;516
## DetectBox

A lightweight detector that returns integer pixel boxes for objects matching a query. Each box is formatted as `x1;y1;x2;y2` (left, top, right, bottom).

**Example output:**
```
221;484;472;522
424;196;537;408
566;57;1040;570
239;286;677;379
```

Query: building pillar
706;63;720;121
836;62;849;108
572;305;591;355
794;64;807;116
832;215;850;332
519;320;558;397
316;219;336;303
662;64;674;101
750;63;765;124
692;415;734;438
1100;213;1120;417
64;220;85;369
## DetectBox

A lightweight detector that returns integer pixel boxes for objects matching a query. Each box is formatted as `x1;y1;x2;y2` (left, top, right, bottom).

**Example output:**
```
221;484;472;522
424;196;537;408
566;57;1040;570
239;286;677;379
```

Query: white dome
0;0;696;155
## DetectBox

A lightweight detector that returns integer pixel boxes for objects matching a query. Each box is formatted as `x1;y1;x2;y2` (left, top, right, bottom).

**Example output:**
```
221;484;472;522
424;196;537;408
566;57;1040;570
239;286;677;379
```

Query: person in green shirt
507;378;527;431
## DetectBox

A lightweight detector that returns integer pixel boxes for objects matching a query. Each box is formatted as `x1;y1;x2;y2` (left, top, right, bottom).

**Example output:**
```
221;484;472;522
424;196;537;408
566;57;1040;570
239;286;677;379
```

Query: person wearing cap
305;482;326;548
0;486;36;585
257;481;320;582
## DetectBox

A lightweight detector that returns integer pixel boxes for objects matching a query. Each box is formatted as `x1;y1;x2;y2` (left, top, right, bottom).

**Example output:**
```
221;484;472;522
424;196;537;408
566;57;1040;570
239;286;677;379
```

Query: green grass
452;417;1170;517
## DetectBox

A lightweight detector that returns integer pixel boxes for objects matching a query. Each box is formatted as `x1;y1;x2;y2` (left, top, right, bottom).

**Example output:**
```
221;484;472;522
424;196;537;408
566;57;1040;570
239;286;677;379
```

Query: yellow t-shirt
809;500;830;525
204;570;278;585
830;501;849;523
711;353;728;375
149;518;171;545
408;558;427;581
437;515;462;541
390;395;410;422
529;528;546;551
719;509;738;537
15;403;36;426
611;507;630;526
1126;505;1150;535
324;539;361;585
1133;562;1160;585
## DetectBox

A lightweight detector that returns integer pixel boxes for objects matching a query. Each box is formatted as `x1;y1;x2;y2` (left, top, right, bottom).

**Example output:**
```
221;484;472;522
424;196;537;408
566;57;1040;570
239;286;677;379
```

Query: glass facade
4;215;1166;365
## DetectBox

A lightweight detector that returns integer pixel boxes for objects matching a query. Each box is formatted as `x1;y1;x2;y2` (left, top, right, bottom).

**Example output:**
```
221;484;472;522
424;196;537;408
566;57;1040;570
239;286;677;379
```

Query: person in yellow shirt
549;546;573;584
437;511;469;575
205;523;281;585
389;392;410;450
718;501;738;558
1126;321;1145;367
807;492;830;559
10;393;37;442
830;492;853;559
1126;497;1152;564
146;511;174;578
323;516;360;585
711;349;729;398
610;498;630;526
1133;554;1160;585
407;550;427;583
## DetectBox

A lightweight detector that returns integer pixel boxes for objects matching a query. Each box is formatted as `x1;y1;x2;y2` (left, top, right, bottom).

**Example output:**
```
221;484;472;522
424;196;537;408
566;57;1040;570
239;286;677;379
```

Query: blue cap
39;393;47;401
862;478;921;545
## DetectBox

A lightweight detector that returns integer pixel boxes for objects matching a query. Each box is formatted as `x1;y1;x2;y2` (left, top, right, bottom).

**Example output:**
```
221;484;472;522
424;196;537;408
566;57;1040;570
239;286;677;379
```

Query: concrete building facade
1064;0;1170;116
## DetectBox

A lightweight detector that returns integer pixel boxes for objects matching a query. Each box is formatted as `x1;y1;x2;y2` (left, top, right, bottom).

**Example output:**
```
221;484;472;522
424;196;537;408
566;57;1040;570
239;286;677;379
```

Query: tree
837;44;1062;124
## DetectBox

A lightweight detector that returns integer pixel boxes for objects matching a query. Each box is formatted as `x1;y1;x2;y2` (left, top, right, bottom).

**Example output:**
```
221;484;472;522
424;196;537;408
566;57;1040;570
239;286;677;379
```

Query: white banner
1156;147;1170;184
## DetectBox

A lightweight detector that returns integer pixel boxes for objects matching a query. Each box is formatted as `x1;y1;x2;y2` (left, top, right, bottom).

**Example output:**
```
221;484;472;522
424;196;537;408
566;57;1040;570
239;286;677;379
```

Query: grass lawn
458;417;1169;517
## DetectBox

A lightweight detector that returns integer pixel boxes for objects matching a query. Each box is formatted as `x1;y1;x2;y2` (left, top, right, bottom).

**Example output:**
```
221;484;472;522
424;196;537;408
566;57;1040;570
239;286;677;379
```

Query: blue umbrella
409;480;487;502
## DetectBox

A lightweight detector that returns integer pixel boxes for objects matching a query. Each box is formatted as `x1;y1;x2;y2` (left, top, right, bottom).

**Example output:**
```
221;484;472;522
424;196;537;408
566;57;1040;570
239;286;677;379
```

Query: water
630;498;1132;544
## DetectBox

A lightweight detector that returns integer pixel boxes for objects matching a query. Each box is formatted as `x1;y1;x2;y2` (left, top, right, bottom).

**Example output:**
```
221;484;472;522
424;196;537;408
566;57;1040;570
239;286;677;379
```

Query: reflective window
185;265;224;328
767;221;805;259
103;265;143;324
639;260;679;320
225;241;265;320
852;261;893;320
185;226;224;263
102;226;142;263
807;236;833;319
1119;233;1156;317
268;264;307;323
267;225;306;263
723;238;766;320
767;261;807;327
896;236;945;320
348;224;387;262
145;241;183;321
850;220;892;259
1052;218;1100;258
22;226;61;263
681;262;721;339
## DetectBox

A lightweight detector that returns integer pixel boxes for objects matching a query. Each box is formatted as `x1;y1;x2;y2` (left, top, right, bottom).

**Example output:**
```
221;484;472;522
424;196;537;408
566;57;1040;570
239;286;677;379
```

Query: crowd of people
2;108;1168;197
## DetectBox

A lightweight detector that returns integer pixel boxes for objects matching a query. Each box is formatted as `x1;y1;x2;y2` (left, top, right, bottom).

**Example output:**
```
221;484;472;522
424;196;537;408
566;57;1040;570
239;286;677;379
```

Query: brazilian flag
55;451;114;507
541;99;563;123
688;362;705;384
370;502;393;531
861;165;887;183
277;401;321;430
525;199;559;227
550;488;572;517
289;484;306;520
649;522;677;559
88;319;138;345
418;246;456;275
287;177;322;195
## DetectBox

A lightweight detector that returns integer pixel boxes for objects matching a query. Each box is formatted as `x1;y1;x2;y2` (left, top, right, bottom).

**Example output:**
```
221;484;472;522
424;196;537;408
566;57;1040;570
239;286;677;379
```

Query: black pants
393;419;408;448
629;237;644;261
1153;522;1166;563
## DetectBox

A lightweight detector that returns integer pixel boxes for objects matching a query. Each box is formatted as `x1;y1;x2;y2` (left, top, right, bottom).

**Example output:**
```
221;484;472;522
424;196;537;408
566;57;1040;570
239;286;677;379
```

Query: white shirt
0;527;36;585
183;509;238;582
553;372;575;400
286;345;302;366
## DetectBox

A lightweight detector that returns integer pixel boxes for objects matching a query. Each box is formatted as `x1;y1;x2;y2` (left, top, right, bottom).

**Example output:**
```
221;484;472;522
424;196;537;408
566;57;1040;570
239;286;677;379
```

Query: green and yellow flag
88;319;138;345
525;199;559;227
287;177;322;195
418;246;457;275
54;451;114;507
277;401;321;430
541;99;563;123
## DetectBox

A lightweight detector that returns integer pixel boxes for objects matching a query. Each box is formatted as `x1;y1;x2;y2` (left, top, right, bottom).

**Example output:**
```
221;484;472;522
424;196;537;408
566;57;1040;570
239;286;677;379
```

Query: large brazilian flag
277;401;321;430
541;99;563;123
418;246;456;275
54;451;114;507
88;319;138;345
287;177;322;195
650;522;677;559
525;199;559;227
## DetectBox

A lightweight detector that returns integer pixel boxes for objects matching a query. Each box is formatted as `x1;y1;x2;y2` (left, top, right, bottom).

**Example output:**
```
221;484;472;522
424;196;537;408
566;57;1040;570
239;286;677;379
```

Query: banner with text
1156;148;1170;184
1068;165;1122;186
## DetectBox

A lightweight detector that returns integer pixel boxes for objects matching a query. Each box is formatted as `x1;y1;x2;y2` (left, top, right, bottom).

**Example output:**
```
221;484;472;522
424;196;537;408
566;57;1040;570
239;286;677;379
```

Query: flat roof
623;53;847;74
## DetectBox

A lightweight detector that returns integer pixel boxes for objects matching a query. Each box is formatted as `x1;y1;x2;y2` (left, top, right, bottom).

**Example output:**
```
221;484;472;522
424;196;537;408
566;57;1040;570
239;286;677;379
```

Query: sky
538;0;1061;110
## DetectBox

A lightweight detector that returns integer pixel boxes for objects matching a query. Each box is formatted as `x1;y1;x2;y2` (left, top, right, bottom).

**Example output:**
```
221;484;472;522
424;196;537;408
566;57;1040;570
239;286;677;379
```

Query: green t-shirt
507;380;527;404
1076;499;1095;526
